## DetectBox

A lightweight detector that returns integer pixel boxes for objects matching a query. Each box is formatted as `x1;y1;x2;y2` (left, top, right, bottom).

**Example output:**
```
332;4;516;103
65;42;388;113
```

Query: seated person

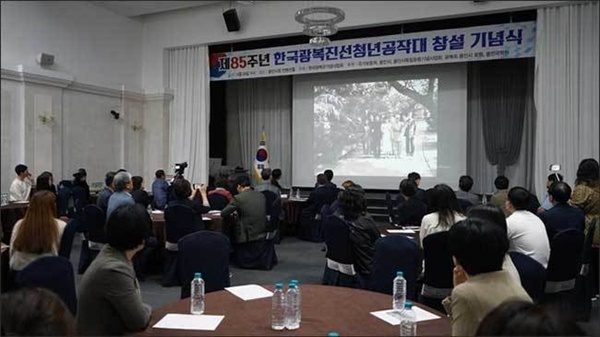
505;187;550;268
96;171;116;213
538;173;564;214
322;180;355;217
10;191;67;271
1;287;76;336
408;172;428;206
300;174;338;242
397;179;428;227
455;175;480;207
72;168;91;209
420;184;465;247
151;169;169;210
271;168;283;191
208;178;233;210
76;204;152;335
323;169;337;189
491;176;510;217
254;168;281;197
442;218;532;336
35;171;57;195
167;178;210;215
9;164;34;202
131;176;150;209
106;171;135;219
539;181;585;241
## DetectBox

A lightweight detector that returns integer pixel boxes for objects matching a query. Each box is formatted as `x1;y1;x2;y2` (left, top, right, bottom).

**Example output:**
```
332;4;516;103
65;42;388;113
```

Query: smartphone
549;164;561;172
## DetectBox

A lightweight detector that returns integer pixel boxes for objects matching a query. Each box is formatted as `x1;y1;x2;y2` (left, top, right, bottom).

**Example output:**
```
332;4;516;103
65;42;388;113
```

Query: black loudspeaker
223;8;240;32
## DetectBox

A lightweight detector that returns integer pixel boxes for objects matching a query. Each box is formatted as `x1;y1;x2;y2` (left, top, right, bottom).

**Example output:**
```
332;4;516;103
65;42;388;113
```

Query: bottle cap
396;271;403;277
195;272;202;278
404;301;412;309
327;332;340;337
275;283;283;289
291;279;299;284
289;283;296;288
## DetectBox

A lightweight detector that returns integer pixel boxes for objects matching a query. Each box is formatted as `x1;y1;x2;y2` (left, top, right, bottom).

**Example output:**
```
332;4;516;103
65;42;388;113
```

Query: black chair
208;193;229;211
545;229;584;294
321;215;358;288
385;192;395;225
262;191;282;241
370;235;421;300
177;231;231;299
509;251;547;303
77;205;106;274
58;219;78;259
420;231;453;312
15;256;77;315
163;204;203;286
575;219;598;321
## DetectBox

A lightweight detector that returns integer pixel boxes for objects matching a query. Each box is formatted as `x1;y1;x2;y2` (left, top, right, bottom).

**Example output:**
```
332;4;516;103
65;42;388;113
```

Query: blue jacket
151;179;169;210
539;203;585;241
106;191;135;219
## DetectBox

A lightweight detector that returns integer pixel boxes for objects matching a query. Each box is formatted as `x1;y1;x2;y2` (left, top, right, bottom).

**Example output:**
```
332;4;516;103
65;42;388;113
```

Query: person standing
151;170;169;210
97;171;116;213
404;113;417;157
9;164;34;202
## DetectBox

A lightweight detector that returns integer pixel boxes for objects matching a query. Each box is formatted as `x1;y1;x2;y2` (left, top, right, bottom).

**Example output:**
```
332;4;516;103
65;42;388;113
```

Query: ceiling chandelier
294;6;345;47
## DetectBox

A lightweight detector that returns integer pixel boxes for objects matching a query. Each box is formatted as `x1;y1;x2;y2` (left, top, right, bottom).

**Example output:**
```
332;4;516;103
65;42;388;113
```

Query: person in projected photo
390;115;404;158
403;112;417;157
370;114;383;158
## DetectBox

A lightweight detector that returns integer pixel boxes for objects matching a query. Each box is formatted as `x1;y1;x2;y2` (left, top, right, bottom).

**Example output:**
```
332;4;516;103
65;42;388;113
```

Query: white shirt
9;178;32;202
420;211;466;247
9;218;67;271
506;210;550;268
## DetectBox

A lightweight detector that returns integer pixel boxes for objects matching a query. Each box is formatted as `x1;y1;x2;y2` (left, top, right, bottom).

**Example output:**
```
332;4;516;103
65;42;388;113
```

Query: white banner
210;21;535;81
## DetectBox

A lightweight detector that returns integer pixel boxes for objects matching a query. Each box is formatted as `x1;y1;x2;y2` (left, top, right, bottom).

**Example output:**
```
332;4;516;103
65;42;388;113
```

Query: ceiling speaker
36;53;55;66
223;8;241;32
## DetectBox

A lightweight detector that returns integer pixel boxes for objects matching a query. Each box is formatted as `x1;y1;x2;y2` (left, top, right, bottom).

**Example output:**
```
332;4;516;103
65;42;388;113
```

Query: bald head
549;182;572;204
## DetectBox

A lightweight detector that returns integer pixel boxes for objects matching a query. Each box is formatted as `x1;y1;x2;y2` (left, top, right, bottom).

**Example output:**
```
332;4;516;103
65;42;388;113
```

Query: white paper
387;229;416;234
404;226;421;231
370;307;441;325
153;313;225;331
380;234;387;237
202;217;212;221
225;284;273;301
151;210;164;214
208;210;221;215
281;194;288;199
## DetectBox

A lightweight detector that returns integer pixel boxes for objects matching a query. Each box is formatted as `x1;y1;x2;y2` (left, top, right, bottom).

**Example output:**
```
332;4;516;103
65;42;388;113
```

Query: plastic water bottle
291;279;301;322
399;301;417;336
190;272;205;315
295;188;301;199
271;283;286;330
393;271;406;311
481;193;487;205
285;283;300;330
328;332;340;337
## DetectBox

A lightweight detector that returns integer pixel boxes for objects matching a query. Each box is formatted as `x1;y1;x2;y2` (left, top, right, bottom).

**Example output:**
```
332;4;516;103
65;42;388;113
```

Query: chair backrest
261;191;278;216
370;235;421;300
323;215;354;264
457;198;473;214
509;251;547;302
83;204;106;244
58;219;78;259
546;228;584;293
164;204;203;245
207;193;229;211
422;231;453;290
72;186;89;212
385;192;395;225
177;231;231;298
15;256;77;315
267;197;282;233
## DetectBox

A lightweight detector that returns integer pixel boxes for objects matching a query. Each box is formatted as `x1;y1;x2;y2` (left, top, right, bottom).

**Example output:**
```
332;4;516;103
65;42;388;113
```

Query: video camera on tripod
174;162;188;179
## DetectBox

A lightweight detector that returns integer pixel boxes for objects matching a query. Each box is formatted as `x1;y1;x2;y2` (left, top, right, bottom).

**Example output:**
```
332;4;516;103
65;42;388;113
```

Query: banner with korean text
210;21;535;81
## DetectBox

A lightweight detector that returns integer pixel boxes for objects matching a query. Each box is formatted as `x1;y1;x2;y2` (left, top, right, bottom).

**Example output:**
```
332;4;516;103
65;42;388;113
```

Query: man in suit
443;217;531;336
221;175;267;245
106;171;135;219
491;175;510;216
539;182;585;241
407;172;428;206
300;174;339;242
76;204;152;336
455;175;480;207
96;171;116;213
397;179;428;227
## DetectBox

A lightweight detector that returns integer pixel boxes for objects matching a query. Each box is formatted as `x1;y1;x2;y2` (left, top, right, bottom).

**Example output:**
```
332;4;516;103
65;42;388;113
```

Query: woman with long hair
36;171;57;195
420;183;465;247
571;158;600;244
9;190;67;271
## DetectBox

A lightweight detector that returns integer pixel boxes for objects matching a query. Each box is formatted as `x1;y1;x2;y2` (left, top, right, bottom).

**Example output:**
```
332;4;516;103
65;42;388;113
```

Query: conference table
150;211;223;245
139;284;450;336
281;195;308;237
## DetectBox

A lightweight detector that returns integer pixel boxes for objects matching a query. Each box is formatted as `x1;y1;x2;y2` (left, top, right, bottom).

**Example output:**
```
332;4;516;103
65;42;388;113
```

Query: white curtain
534;2;600;199
167;45;210;184
226;76;292;187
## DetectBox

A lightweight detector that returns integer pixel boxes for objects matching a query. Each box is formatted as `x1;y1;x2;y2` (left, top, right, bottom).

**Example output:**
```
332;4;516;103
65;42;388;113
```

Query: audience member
9;164;33;201
570;158;600;246
168;178;211;215
35;171;57;195
271;168;283;190
539;182;585;240
300;174;338;241
1;287;76;336
151;169;169;210
208;177;234;204
420;184;465;246
72;168;91;208
455;175;480;207
397;179;428;227
505;187;550;268
96;171;116;213
9;190;67;271
443;218;531;336
76;204;152;335
221;175;267;245
323;169;337;189
538;173;563;213
466;204;521;283
106;171;135;218
254;168;281;197
408;171;428;205
322;180;355;217
334;186;380;288
131;176;150;209
491;176;510;216
476;300;583;336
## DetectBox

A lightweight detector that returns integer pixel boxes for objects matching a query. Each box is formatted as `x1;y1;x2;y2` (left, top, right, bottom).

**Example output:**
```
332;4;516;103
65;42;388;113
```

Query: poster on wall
210;21;535;81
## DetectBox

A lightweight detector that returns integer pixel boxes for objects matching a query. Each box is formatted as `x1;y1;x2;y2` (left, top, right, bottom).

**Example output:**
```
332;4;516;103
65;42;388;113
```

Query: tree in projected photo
314;78;438;171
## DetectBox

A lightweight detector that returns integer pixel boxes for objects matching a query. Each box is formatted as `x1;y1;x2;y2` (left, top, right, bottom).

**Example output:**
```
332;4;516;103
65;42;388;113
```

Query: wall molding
144;91;174;102
1;67;145;101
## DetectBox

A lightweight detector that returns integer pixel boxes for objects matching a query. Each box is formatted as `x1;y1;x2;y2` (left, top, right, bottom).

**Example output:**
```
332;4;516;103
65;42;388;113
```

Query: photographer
167;178;210;215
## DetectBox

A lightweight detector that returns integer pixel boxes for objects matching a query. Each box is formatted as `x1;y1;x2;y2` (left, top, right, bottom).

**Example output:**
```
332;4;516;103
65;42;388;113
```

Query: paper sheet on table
151;210;164;214
281;194;288;199
370;307;441;325
153;314;224;331
202;217;212;221
387;229;416;234
225;284;273;301
208;210;221;215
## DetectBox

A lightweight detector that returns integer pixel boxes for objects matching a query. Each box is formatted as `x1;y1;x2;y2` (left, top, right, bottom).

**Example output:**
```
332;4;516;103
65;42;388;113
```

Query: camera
174;162;188;178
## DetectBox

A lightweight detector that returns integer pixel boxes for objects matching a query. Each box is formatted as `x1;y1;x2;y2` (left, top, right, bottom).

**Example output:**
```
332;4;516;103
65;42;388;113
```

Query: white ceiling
90;1;228;18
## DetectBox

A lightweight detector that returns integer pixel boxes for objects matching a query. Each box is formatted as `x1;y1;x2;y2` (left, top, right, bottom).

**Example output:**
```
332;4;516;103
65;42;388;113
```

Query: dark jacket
221;189;267;244
539;203;586;241
96;187;113;213
397;196;428;227
347;213;381;277
168;197;210;215
131;189;150;209
151;179;169;210
302;185;338;223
